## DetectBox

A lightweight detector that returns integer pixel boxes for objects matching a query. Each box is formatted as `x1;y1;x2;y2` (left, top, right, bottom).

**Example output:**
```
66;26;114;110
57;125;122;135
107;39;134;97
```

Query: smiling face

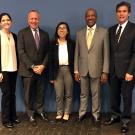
116;5;130;24
28;11;40;29
0;15;12;30
57;24;68;40
85;9;97;28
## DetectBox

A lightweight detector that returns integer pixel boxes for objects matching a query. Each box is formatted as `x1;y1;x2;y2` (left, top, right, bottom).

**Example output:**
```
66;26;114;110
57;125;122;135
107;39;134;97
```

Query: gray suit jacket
74;26;109;78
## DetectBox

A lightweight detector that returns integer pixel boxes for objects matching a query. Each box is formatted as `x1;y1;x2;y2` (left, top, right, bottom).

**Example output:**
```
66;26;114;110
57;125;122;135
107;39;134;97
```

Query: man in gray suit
74;8;109;125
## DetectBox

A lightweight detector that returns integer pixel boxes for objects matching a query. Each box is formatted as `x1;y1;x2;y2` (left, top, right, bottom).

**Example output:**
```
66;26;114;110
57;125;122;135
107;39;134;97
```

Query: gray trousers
79;75;101;120
54;66;73;116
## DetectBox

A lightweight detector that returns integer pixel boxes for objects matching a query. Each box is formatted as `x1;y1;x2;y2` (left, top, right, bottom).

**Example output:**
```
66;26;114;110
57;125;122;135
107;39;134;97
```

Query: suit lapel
118;22;130;45
27;27;38;51
82;28;88;51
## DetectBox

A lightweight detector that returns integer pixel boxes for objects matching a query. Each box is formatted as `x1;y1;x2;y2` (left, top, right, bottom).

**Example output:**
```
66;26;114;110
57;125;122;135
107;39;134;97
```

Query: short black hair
85;8;97;18
0;12;12;22
116;1;131;13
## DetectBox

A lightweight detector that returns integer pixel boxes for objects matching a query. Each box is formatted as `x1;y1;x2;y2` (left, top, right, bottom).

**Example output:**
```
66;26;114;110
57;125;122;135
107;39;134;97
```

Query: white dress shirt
58;41;69;66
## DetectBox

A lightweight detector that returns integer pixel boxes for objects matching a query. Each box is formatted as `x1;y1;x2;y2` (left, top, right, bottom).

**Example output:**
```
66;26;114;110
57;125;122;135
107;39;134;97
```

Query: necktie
115;25;122;43
34;29;40;49
87;28;93;49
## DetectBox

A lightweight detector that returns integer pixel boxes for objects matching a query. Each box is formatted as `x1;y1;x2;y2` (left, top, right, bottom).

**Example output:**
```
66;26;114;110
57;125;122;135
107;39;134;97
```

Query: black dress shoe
12;119;21;124
3;122;14;128
75;115;86;123
104;117;120;125
94;120;101;128
121;123;129;133
40;113;48;121
29;116;37;126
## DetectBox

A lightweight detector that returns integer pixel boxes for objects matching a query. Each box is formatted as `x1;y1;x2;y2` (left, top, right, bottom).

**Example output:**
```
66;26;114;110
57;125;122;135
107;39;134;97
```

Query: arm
126;29;135;81
101;29;110;84
74;32;80;82
17;30;34;69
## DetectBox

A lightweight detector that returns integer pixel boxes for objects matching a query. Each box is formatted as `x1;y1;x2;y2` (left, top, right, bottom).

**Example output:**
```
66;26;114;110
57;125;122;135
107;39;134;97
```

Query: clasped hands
32;65;45;75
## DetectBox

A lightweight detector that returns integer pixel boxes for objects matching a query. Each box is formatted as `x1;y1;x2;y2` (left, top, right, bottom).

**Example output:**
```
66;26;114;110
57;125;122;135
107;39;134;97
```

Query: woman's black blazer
49;39;75;80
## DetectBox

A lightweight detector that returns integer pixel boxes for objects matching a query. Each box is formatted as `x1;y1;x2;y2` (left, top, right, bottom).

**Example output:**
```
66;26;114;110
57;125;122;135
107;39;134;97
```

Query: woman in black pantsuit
0;13;20;128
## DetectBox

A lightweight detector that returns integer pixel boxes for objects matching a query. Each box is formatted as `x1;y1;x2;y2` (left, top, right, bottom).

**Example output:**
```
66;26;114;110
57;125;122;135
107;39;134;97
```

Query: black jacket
109;21;135;78
17;27;49;77
49;39;75;80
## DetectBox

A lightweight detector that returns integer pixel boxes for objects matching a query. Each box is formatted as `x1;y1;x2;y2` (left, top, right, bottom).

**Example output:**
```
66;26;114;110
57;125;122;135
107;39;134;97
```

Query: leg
64;67;73;116
109;75;121;116
22;77;35;117
121;79;135;120
10;72;17;121
54;68;64;116
35;74;45;114
79;75;90;118
0;72;11;124
90;77;100;120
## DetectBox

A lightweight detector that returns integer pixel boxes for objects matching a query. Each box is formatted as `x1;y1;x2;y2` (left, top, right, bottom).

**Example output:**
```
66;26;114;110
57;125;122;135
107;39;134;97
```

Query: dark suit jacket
17;27;49;77
109;21;135;78
0;32;18;72
49;39;75;80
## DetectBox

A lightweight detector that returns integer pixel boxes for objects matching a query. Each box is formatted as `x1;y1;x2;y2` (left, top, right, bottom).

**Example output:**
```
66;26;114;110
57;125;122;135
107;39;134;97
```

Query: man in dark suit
17;10;49;126
105;1;135;133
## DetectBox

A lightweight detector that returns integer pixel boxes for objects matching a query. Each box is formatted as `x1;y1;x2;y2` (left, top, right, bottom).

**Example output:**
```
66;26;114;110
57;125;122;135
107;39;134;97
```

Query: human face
85;9;97;27
0;15;12;30
28;11;40;29
57;24;68;40
116;5;130;24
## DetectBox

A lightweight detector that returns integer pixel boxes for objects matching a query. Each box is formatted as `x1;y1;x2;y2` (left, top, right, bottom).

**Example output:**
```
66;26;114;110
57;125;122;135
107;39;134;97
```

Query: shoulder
97;26;108;32
18;27;30;35
128;21;135;29
77;27;86;34
39;28;49;36
67;39;75;45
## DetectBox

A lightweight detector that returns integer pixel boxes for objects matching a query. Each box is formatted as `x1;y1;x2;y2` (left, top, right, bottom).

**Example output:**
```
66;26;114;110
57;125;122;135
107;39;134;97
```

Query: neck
59;37;66;42
2;29;10;34
58;38;66;44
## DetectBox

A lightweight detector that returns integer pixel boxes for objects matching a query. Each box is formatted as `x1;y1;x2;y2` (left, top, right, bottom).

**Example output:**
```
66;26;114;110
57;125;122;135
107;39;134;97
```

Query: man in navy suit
17;10;49;126
105;1;135;133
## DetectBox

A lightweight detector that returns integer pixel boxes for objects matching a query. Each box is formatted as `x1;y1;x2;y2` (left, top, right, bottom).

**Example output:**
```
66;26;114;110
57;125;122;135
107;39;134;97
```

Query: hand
100;72;108;84
125;73;133;81
50;80;55;84
74;72;80;82
33;65;45;75
0;73;3;82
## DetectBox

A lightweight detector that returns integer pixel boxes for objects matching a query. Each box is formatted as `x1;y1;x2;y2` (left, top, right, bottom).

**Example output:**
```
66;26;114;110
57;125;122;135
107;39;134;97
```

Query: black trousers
109;74;135;119
0;71;17;124
22;73;47;117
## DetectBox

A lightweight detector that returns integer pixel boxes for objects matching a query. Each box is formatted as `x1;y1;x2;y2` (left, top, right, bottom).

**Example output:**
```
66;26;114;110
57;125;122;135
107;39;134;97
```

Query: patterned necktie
34;29;40;49
115;25;122;43
87;28;93;49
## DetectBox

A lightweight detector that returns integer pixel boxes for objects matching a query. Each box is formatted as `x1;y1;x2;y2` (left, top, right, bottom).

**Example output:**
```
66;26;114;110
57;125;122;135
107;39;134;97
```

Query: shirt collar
87;24;96;31
118;20;128;28
30;27;39;32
